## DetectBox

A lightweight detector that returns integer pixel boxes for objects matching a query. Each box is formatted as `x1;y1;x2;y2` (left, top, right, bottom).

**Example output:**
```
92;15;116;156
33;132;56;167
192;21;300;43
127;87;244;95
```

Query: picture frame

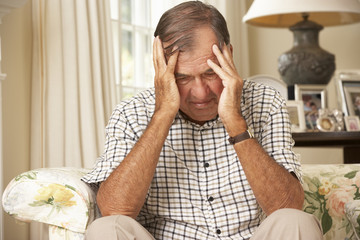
316;116;336;132
294;84;327;130
344;116;360;131
336;70;360;117
286;100;306;132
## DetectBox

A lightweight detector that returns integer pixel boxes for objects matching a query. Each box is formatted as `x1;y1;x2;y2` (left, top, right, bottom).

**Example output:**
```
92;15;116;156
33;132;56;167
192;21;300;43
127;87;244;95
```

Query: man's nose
190;77;209;99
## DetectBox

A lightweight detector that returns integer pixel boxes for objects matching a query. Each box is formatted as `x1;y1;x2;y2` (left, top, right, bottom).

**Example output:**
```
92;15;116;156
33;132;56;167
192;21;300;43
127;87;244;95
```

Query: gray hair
154;1;230;57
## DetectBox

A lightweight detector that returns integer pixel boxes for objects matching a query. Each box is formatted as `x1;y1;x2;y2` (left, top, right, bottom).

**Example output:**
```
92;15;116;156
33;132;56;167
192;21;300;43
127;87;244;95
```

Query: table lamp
243;0;360;87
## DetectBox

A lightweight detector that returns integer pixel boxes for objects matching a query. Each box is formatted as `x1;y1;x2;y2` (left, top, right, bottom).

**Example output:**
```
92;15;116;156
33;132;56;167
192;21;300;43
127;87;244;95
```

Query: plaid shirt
82;80;301;240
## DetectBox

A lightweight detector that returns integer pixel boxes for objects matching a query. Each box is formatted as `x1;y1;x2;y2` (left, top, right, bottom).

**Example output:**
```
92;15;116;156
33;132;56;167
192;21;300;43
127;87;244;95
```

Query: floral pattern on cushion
49;225;85;240
302;164;360;240
2;168;97;233
4;165;360;240
345;200;360;240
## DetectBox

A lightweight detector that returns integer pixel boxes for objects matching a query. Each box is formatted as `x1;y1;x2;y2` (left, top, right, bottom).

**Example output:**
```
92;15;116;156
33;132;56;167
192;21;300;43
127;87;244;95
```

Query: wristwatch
228;128;254;145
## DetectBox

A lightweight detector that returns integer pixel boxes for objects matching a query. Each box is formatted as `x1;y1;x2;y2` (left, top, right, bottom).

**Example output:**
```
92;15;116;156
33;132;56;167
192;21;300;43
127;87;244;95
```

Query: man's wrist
154;106;178;119
152;110;176;127
228;128;254;145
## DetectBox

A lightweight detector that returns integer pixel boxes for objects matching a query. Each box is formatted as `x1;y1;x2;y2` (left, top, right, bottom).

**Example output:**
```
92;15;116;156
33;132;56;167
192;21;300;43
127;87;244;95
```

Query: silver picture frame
295;84;327;130
336;70;360;117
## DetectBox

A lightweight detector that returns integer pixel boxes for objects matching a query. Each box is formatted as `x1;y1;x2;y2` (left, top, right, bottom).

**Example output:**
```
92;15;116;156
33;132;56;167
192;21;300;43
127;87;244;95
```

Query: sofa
3;164;360;240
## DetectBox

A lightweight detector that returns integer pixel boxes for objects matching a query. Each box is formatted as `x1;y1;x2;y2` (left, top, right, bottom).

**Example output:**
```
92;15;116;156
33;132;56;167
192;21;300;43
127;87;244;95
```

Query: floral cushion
2;168;97;233
302;164;360;240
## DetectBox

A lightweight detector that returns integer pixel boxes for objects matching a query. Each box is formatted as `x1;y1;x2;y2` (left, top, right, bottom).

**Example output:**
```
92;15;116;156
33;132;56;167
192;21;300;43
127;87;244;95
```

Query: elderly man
83;1;322;239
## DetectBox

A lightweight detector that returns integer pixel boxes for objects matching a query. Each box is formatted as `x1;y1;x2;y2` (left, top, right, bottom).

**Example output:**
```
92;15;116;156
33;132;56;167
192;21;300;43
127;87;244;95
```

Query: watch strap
228;129;254;145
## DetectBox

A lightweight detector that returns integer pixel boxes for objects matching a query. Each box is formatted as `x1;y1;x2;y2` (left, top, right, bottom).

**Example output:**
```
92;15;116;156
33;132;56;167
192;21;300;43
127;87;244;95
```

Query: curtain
30;0;116;239
206;0;250;77
224;0;250;77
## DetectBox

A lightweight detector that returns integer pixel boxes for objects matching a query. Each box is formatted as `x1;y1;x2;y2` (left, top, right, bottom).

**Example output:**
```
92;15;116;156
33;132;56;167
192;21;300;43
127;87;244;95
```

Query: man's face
173;27;224;125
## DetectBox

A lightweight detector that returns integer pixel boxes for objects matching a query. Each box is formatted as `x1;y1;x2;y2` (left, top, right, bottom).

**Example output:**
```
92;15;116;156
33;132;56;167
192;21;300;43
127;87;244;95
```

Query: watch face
247;128;254;138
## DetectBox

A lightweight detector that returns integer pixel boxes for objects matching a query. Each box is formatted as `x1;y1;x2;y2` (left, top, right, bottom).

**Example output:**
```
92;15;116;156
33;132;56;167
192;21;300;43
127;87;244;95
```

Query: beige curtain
31;0;115;169
30;0;116;239
206;0;250;77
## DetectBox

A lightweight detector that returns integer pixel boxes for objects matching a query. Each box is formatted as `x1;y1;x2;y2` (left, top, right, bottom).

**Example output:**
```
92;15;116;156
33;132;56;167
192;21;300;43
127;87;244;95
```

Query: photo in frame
295;84;327;130
344;116;360;131
336;71;360;117
316;115;336;132
286;100;306;132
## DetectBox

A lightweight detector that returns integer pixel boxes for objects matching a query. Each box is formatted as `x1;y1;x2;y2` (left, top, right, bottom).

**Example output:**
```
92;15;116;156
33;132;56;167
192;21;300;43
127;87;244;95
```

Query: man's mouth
191;100;213;108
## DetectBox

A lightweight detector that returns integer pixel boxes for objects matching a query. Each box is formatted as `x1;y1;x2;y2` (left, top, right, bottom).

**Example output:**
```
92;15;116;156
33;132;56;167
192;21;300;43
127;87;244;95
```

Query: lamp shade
243;0;360;27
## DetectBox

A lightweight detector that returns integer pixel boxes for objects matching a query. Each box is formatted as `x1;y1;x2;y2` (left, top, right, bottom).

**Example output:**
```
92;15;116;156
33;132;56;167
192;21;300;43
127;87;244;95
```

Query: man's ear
229;44;233;54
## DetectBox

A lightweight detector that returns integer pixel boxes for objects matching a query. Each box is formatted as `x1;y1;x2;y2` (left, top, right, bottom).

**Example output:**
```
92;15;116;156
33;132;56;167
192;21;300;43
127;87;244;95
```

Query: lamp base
278;18;335;86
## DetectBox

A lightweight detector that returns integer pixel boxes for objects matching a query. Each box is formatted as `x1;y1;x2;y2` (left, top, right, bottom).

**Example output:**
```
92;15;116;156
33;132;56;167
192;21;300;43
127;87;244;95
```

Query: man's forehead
175;51;218;75
177;50;217;63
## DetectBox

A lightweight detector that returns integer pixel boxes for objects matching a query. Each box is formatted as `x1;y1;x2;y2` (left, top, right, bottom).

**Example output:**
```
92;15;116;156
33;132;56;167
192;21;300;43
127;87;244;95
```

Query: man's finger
153;36;167;72
222;44;236;69
207;59;231;83
152;37;157;68
166;49;179;73
212;44;232;72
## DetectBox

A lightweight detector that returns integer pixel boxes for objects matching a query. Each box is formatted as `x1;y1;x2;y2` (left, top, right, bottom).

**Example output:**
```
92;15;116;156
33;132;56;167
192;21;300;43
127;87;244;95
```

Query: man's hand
153;36;180;118
207;44;246;133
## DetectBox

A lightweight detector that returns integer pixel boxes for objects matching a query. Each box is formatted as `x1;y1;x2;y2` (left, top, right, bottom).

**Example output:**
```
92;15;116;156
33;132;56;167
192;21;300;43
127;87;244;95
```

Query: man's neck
178;110;218;126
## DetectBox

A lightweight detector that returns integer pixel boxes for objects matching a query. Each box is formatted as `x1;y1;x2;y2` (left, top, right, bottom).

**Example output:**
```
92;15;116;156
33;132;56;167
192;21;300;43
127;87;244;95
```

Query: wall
245;3;360;164
0;1;32;239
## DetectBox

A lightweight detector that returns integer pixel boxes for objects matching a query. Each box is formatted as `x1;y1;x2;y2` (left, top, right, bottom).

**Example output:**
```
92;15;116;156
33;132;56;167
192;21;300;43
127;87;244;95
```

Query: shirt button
216;229;221;234
208;196;214;202
204;162;210;168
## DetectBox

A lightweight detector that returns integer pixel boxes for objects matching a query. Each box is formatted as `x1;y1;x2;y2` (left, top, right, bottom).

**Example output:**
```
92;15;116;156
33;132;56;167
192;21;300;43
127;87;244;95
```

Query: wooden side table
292;132;360;163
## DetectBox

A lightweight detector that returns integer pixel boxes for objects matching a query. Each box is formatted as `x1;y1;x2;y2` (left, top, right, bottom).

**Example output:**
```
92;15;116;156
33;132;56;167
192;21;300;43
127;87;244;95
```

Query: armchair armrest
302;164;360;239
345;200;360;240
2;167;97;234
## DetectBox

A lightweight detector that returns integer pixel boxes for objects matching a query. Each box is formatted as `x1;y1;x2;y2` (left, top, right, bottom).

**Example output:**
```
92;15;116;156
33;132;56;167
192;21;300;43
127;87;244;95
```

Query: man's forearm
233;139;304;216
224;114;304;215
96;111;174;218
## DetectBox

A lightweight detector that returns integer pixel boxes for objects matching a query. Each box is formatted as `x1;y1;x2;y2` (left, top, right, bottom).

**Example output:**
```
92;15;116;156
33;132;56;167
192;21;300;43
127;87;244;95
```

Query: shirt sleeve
243;81;302;183
81;106;139;186
260;91;302;182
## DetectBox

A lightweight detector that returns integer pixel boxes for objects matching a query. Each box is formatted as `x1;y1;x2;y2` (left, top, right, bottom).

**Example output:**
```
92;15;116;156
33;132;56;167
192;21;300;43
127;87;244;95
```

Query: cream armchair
2;168;99;240
3;164;360;240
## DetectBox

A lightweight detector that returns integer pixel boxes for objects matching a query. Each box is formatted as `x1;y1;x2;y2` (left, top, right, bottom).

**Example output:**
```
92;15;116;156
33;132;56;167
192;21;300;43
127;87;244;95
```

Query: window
110;0;179;102
110;0;151;101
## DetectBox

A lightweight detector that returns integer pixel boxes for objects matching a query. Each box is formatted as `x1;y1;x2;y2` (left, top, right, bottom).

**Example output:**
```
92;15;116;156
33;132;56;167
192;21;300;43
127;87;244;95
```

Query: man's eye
176;77;191;85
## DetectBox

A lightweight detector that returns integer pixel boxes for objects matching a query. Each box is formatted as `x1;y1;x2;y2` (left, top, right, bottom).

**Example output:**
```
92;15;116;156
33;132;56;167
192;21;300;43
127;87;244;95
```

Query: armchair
3;164;360;240
2;168;99;239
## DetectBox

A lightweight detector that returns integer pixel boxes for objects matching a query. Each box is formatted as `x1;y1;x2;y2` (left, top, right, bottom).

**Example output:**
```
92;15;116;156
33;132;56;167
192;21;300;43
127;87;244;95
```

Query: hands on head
153;36;180;118
207;44;243;125
152;34;244;127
